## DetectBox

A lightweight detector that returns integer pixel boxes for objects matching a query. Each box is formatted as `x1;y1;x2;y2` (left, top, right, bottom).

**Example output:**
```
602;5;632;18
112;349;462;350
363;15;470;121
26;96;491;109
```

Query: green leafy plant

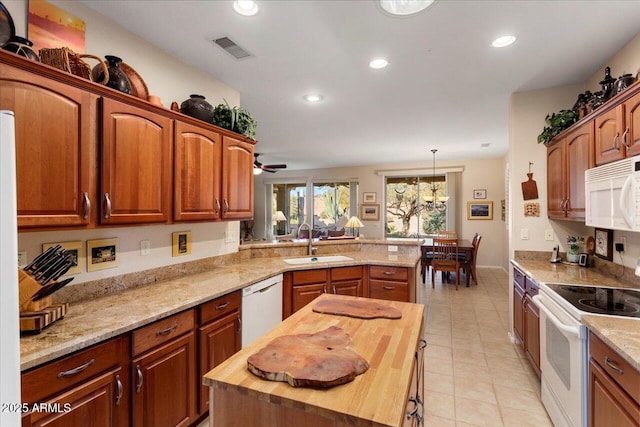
537;109;578;144
211;99;257;140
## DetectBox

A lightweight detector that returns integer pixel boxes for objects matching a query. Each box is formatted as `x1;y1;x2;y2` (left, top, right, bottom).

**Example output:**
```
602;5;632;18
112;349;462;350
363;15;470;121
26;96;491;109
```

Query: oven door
533;293;588;427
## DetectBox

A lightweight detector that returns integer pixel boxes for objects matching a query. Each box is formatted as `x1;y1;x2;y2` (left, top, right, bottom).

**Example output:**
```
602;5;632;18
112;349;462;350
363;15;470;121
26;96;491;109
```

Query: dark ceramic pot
2;36;39;62
599;66;616;100
180;94;214;123
93;55;132;95
614;73;636;95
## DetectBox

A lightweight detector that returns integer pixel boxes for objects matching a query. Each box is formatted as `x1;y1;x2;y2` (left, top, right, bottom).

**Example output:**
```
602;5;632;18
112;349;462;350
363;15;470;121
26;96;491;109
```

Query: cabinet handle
382;286;395;290
115;374;123;406
605;356;624;375
419;338;427;351
215;198;221;214
156;324;178;336
216;302;230;310
237;315;242;334
383;271;395;275
57;358;95;378
223;199;229;214
565;199;571;212
82;192;91;220
322;284;327;293
103;193;112;219
613;131;620;151
331;285;336;294
622;127;630;149
135;365;143;393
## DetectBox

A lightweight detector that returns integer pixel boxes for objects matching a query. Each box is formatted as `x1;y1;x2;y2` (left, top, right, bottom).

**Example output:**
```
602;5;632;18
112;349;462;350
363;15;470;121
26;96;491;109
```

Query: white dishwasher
241;274;283;348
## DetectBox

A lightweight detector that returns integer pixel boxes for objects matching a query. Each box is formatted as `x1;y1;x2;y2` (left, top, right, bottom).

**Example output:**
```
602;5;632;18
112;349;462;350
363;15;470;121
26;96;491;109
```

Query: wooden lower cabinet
512;269;525;344
369;265;413;302
284;269;329;318
524;293;540;376
330;266;365;297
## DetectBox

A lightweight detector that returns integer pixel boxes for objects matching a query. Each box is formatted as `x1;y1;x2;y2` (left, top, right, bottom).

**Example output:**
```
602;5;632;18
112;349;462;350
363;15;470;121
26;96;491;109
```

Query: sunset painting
28;0;85;53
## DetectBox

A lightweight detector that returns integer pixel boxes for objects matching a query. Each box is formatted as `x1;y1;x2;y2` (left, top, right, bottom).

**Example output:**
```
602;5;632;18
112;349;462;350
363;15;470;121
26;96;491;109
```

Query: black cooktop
546;284;640;317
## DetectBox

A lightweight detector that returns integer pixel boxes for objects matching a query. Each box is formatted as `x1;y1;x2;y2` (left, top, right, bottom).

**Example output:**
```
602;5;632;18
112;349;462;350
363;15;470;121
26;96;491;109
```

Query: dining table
420;238;474;285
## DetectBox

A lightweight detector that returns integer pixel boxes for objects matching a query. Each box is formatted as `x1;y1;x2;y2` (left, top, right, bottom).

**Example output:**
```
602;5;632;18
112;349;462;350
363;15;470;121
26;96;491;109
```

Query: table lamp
273;211;287;235
344;216;364;237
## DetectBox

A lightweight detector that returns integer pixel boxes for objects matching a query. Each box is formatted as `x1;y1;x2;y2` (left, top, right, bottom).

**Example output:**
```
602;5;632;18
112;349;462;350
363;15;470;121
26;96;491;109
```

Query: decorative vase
567;252;580;263
2;36;39;62
180;94;214;123
599;66;616;100
92;55;132;95
614;73;636;95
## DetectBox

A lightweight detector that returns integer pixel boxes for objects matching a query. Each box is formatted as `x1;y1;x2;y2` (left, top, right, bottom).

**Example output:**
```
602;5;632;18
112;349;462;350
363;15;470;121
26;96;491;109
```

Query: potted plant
537;109;578;144
566;235;583;263
211;99;257;140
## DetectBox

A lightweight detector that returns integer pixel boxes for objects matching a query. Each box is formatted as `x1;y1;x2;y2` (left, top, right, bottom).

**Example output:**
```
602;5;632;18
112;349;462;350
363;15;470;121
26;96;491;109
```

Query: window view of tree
272;183;306;235
386;176;446;238
313;182;350;230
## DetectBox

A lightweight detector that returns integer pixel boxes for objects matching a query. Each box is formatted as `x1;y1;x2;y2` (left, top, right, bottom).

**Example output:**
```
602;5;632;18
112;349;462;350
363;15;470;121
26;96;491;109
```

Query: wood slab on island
203;294;424;427
247;325;369;388
312;298;402;319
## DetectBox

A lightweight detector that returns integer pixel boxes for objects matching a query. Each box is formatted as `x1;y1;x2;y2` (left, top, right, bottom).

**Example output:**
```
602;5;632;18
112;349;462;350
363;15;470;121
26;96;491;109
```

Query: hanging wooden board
522;173;539;200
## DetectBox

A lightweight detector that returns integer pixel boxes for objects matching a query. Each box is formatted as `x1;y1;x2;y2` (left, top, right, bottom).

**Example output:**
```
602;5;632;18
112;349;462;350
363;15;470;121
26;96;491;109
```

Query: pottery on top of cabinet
92;55;132;95
2;36;40;62
180;94;214;123
614;73;636;95
599;66;616;100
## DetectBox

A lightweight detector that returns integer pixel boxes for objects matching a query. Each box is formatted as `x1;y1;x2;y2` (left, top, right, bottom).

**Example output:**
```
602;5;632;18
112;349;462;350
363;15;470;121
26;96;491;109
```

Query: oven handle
531;295;581;338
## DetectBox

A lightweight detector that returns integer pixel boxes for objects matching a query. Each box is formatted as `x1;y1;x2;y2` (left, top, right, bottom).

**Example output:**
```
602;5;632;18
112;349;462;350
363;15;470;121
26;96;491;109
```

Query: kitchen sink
283;255;354;265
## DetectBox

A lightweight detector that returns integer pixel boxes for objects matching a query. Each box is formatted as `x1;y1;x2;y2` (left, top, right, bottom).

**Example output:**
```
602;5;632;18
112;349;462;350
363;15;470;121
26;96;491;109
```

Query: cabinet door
292;283;325;313
25;368;128;427
524;294;540;376
595;105;625;165
221;136;254;219
546;141;566;218
564;122;594;220
589;359;640;427
174;121;222;221
624;90;640;157
0;70;97;228
101;98;172;224
198;311;240;415
331;279;363;297
513;283;524;344
132;332;197;427
369;279;409;302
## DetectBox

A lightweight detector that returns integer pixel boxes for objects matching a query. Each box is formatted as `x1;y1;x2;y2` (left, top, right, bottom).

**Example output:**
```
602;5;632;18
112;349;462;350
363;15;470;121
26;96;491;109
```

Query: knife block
18;270;49;310
18;270;67;333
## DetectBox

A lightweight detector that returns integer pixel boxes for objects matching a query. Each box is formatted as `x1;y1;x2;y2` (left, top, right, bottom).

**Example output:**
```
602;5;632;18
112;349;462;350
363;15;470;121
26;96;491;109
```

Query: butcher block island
203;294;425;427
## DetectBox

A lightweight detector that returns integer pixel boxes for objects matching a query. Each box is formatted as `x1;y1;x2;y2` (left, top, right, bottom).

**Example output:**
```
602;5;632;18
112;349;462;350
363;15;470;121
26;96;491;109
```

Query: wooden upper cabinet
595;105;625;165
624;90;640;157
0;68;97;228
101;98;172;224
564;121;594;219
221;135;254;220
546;141;565;218
174;121;222;221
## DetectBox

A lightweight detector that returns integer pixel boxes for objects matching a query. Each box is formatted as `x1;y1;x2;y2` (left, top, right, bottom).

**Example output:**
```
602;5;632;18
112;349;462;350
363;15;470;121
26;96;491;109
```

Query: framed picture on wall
363;192;377;203
594;228;613;261
360;204;380;221
473;189;487;199
43;240;83;275
172;231;192;257
87;238;118;272
467;201;493;220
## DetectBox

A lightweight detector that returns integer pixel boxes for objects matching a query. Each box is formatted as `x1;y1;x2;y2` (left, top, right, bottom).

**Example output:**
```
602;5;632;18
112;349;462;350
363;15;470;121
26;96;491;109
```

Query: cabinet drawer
513;268;525;288
133;309;195;356
200;291;241;325
589;331;640;405
331;266;363;281
292;268;328;285
369;279;408;302
22;335;130;404
370;265;408;282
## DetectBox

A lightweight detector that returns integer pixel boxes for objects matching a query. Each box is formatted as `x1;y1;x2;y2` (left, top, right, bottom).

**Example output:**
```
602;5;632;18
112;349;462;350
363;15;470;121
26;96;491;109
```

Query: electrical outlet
388;245;398;252
544;229;554;241
18;251;27;267
521;228;529;240
140;240;151;256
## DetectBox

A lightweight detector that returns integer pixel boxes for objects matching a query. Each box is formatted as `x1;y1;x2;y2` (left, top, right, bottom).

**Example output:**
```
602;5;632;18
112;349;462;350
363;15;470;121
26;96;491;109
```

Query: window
385;175;447;238
272;183;306;235
312;182;351;230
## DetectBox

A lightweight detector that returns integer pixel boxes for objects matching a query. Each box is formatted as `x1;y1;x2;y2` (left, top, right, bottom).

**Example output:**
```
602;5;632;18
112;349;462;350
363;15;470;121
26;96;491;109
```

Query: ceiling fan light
233;0;259;16
379;0;434;16
253;166;263;175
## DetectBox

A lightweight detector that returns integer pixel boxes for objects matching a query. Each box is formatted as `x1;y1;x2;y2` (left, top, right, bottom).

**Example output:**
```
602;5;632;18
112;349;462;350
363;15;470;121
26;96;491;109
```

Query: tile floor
421;267;553;427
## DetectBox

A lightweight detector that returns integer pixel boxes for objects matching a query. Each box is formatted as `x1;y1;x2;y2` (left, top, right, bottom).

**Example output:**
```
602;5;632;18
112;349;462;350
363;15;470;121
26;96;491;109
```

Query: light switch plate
18;251;27;267
388;245;398;252
521;228;529;240
544;229;554;241
140;240;151;256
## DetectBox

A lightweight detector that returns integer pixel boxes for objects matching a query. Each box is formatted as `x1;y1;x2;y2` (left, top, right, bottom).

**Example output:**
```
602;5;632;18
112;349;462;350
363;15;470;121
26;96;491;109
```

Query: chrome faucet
297;223;317;255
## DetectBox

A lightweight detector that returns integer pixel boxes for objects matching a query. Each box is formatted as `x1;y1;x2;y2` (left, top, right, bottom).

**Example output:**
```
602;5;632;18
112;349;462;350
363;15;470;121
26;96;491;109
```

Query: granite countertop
512;257;640;373
583;315;640;372
21;251;420;371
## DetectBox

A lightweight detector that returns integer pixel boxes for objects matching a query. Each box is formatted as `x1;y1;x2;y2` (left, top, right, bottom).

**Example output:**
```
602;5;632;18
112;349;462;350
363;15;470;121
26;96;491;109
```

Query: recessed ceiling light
233;0;259;16
369;58;389;69
491;35;516;48
379;0;434;16
303;94;323;103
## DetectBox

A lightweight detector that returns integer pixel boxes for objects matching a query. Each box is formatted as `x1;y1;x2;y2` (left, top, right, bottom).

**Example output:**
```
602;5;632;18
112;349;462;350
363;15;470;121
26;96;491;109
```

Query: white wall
255;157;509;269
6;0;242;285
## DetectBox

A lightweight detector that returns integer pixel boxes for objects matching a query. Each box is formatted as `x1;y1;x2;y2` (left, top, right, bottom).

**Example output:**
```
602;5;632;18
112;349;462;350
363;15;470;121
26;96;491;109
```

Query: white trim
262;176;358;184
375;166;464;176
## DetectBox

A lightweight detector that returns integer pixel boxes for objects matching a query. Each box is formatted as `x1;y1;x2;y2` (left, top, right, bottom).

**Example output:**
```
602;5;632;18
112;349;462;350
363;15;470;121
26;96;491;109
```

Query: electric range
542;283;640;320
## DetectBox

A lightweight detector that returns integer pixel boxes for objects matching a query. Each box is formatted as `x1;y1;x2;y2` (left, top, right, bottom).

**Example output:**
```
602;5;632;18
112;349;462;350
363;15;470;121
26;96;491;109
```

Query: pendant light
424;149;447;213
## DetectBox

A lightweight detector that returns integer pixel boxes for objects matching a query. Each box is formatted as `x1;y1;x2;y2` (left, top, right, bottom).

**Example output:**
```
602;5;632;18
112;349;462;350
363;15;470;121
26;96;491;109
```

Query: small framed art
363;192;377;203
473;189;487;199
87;238;118;272
467;201;493;220
172;231;192;257
360;204;380;221
594;228;613;261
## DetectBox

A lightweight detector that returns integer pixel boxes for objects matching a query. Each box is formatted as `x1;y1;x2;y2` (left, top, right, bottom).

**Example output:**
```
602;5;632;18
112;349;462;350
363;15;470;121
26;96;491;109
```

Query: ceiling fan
254;153;287;174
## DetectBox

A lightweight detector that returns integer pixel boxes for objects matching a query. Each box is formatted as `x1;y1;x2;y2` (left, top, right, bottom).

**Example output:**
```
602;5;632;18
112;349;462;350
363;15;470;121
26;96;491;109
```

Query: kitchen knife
30;249;67;277
23;245;60;272
41;260;74;286
31;277;74;301
34;256;69;283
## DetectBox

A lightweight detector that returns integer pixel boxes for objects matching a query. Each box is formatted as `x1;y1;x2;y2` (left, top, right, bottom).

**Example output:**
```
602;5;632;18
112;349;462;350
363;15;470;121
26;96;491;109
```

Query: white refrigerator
0;110;21;426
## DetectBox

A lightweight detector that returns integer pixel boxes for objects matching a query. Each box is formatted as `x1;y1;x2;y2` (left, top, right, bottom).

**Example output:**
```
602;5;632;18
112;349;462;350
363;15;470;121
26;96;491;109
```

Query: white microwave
585;155;640;231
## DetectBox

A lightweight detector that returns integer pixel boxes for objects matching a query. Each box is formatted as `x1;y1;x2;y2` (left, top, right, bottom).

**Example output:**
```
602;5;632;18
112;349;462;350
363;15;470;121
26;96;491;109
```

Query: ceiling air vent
213;37;252;60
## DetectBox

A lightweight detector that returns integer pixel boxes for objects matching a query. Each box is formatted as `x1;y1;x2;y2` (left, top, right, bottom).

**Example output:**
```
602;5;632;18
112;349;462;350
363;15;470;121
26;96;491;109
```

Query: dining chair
461;234;482;287
421;231;456;283
431;237;460;290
